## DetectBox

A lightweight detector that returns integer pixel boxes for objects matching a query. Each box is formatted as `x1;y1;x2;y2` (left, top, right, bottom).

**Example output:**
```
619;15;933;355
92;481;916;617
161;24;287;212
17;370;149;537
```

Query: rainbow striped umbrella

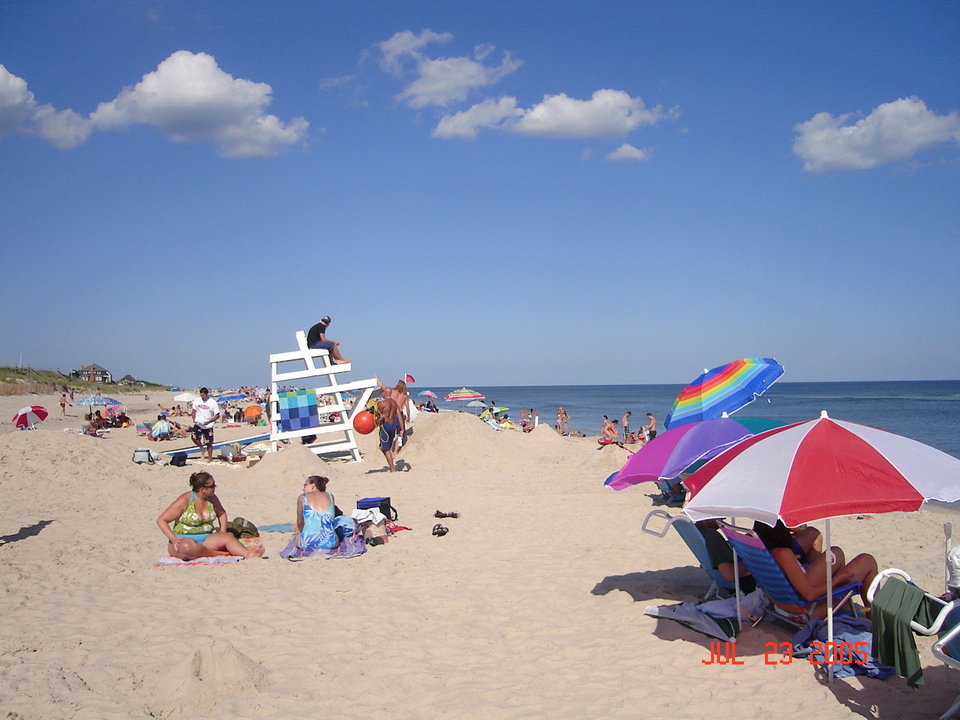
445;388;485;402
664;358;784;431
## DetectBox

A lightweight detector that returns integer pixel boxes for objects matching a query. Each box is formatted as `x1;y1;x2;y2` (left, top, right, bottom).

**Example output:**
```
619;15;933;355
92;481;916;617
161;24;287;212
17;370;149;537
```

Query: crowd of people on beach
595;411;658;445
83;408;133;434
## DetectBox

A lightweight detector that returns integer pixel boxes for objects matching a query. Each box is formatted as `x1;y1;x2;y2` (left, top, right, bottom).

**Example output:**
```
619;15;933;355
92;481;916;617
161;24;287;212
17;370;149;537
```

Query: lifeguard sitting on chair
306;315;351;365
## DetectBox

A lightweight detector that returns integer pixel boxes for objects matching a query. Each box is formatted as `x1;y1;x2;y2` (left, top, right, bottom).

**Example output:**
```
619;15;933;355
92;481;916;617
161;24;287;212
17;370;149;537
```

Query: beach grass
0;366;168;396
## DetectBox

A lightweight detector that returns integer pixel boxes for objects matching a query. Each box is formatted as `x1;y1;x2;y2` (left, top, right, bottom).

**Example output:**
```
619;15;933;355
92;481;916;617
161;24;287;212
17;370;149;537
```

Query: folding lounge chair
721;523;861;629
867;568;960;715
933;616;960;720
642;509;737;600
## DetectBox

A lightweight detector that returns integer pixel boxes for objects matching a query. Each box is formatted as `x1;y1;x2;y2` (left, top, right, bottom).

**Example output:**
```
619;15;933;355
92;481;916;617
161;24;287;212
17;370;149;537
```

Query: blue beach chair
642;509;738;600
934;613;960;719
720;523;861;629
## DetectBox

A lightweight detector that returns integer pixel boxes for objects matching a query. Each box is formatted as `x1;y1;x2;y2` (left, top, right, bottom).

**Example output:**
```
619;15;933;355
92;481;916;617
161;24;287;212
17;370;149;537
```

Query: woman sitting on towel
157;471;264;560
279;475;365;559
754;520;878;614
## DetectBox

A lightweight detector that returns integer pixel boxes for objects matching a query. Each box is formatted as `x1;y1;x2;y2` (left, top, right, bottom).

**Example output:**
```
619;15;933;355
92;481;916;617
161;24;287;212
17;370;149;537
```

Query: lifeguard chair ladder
268;331;377;462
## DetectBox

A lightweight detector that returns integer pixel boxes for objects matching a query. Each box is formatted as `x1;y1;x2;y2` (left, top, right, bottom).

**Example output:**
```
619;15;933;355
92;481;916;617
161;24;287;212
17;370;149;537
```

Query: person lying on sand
156;471;264;560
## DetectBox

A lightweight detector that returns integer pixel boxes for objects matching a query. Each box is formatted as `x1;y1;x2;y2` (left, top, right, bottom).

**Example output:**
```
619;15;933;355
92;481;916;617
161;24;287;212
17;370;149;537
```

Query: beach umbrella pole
825;519;834;683
946;522;954;595
733;546;743;638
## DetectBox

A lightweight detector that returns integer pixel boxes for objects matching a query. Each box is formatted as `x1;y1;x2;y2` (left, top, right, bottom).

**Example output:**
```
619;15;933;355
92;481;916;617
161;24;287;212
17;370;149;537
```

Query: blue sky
1;1;958;389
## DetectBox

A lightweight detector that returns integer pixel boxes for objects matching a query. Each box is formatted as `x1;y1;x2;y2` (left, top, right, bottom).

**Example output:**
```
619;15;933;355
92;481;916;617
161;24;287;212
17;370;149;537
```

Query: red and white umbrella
683;410;960;675
12;405;48;429
684;411;960;527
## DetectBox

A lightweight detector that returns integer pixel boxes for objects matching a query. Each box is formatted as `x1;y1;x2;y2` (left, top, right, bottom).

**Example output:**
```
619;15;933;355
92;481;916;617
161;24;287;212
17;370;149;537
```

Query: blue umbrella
76;396;122;407
217;393;246;402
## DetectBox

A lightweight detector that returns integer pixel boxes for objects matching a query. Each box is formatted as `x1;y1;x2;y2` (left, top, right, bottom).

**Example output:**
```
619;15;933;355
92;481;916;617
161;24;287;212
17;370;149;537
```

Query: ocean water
424;380;960;459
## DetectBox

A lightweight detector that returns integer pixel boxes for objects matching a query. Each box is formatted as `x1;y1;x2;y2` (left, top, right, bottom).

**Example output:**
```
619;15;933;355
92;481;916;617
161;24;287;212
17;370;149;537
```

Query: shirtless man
601;416;619;440
643;412;658;439
376;397;405;472
620;411;632;441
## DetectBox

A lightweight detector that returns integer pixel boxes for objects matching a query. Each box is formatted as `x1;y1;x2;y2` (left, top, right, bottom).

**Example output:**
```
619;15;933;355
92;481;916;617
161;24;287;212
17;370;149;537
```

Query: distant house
72;364;113;384
118;374;145;386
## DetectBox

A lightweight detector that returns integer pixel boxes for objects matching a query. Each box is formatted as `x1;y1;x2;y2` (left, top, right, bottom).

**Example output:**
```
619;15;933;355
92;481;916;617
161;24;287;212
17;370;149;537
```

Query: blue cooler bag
357;496;398;521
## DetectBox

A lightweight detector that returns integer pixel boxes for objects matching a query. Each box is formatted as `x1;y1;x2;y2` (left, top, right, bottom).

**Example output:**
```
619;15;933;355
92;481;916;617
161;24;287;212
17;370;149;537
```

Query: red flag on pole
404;374;416;384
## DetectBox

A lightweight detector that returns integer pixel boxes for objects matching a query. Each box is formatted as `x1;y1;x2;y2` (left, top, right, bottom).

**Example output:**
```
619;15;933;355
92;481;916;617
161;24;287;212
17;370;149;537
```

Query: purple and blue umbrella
664;358;784;431
605;416;786;491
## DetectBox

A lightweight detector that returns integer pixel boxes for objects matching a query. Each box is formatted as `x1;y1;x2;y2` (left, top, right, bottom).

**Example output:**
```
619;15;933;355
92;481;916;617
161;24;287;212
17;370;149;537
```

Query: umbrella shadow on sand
591;566;712;603
0;519;54;546
647;619;776;658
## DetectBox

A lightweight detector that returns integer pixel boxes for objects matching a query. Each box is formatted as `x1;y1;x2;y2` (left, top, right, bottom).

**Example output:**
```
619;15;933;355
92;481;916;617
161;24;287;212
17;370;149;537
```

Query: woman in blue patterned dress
280;475;365;559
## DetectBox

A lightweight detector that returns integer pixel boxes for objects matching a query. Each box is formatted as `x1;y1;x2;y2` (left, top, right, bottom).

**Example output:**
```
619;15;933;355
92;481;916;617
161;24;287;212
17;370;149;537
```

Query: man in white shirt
190;387;221;461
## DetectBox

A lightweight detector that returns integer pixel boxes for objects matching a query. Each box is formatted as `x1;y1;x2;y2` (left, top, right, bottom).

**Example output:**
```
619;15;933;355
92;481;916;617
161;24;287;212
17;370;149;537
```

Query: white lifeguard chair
268;331;377;462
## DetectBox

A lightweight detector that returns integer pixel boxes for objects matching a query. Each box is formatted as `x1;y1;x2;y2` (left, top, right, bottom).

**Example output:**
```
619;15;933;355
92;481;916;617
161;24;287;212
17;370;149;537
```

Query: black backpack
169;452;188;467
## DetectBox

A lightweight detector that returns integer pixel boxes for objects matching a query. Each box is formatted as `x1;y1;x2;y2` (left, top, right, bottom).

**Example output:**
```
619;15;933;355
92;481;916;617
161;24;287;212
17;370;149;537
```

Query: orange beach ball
353;410;376;435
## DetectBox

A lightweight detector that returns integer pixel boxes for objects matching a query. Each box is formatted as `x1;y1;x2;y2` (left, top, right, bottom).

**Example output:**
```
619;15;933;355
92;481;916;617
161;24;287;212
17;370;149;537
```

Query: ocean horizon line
421;379;960;389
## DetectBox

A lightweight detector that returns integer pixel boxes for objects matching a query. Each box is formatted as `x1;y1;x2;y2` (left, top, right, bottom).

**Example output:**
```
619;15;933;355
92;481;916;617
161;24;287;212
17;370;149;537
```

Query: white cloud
513;90;674;138
434;89;676;141
378;29;453;77
90;51;308;158
432;97;523;139
377;30;521;109
1;53;308;157
606;143;649;162
0;64;92;148
31;105;91;149
399;50;522;109
793;96;960;172
0;65;35;135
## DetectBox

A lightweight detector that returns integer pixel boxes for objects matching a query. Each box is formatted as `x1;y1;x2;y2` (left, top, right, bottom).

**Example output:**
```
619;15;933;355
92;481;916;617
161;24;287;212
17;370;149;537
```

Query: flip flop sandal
434;510;460;519
432;524;448;537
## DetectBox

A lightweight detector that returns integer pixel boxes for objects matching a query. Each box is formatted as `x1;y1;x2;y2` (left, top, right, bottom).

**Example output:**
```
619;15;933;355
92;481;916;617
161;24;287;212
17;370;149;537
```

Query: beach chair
933;615;960;719
642;509;737;600
866;568;960;707
720;523;861;629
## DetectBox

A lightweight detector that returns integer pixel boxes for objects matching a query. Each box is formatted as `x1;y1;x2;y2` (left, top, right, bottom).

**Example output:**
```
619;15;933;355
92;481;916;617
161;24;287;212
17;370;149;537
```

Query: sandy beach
1;390;957;719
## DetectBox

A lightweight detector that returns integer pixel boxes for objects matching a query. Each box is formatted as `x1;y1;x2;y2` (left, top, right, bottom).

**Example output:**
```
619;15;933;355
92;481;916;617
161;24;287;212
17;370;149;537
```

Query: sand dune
0;391;957;718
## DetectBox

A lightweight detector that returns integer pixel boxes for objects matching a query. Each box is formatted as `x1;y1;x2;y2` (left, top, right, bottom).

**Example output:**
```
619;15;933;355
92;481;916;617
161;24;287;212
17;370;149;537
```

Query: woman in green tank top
157;471;264;560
